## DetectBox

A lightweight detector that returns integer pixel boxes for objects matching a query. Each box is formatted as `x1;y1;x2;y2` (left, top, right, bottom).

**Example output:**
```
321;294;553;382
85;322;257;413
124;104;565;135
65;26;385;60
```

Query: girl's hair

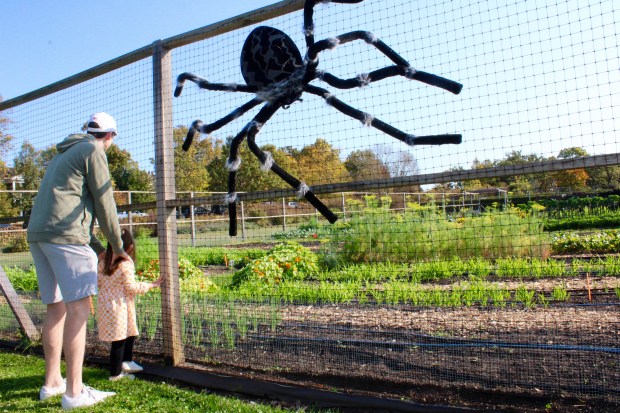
103;228;136;275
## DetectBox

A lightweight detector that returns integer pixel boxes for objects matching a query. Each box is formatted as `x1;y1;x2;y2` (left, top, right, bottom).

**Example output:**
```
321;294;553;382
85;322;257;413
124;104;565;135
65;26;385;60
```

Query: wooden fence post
0;266;40;342
282;198;287;232
190;192;196;247
153;40;184;366
127;191;133;234
240;201;247;241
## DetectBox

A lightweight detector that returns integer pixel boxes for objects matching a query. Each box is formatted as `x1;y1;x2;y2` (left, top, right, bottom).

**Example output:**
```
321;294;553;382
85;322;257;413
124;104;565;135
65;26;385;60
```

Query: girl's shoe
109;372;135;381
121;361;143;373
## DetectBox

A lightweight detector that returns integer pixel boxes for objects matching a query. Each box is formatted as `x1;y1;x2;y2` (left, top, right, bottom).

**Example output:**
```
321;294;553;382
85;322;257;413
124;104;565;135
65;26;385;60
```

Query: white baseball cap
86;112;117;134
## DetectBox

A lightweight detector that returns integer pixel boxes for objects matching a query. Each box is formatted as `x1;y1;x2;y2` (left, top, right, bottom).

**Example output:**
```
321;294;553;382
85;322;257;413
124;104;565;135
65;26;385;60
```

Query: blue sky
1;0;618;178
0;0;275;100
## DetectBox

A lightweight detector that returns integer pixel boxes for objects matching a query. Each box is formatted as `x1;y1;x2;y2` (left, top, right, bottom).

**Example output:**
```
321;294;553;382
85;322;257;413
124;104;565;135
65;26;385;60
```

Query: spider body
241;27;303;97
175;0;464;236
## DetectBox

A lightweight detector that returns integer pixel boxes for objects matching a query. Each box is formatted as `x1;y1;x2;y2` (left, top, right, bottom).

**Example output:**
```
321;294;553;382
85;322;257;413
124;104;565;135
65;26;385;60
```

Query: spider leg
174;72;258;97
317;66;462;96
225;123;253;236
307;31;462;95
181;98;264;151
305;84;461;146
303;0;364;48
233;103;338;236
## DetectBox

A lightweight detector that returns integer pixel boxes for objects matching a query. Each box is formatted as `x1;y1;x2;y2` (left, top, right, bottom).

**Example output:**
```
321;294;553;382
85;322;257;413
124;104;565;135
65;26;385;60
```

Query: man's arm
85;146;124;255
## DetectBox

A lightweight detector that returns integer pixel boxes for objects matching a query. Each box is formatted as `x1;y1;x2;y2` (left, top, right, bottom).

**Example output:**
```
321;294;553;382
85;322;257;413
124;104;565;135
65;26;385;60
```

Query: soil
164;266;620;412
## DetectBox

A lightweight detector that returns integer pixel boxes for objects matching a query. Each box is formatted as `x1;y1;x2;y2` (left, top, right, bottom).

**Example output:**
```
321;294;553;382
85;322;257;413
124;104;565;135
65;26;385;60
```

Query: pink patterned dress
97;258;151;342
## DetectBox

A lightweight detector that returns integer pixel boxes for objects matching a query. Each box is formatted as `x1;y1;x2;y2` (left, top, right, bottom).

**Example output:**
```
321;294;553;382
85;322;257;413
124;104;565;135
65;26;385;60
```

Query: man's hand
111;251;130;264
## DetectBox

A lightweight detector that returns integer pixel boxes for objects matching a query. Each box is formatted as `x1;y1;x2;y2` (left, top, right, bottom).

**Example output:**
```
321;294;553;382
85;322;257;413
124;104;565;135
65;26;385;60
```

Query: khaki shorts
29;242;98;304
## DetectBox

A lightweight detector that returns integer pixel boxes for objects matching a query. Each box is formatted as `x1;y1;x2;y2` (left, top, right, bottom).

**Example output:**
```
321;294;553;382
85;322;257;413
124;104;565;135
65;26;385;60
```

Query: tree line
1;105;619;218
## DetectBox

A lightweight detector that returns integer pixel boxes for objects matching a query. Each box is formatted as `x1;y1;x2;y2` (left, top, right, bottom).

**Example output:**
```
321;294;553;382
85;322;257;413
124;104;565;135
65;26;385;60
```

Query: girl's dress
97;258;151;342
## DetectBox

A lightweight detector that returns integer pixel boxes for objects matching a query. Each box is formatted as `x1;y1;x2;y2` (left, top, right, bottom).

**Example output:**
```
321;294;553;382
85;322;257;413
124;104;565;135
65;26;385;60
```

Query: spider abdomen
241;26;304;90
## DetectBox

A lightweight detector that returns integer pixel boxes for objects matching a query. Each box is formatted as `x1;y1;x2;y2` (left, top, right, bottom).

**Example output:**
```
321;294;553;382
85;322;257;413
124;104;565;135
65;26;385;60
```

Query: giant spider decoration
175;0;463;236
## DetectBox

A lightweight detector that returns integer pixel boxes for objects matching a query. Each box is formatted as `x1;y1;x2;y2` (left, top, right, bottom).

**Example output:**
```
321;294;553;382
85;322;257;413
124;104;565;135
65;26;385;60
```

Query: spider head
241;26;304;105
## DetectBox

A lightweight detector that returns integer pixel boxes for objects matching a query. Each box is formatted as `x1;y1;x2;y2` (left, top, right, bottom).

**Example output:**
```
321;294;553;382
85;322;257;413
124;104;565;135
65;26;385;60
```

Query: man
27;112;129;410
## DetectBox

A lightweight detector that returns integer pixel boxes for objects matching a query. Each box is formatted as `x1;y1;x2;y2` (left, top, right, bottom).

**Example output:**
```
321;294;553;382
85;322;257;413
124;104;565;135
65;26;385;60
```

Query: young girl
97;229;163;381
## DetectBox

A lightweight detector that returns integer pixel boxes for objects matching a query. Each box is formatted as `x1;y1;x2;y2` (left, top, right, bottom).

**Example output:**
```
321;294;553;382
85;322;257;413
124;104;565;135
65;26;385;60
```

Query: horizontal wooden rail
134;152;620;211
1;152;617;225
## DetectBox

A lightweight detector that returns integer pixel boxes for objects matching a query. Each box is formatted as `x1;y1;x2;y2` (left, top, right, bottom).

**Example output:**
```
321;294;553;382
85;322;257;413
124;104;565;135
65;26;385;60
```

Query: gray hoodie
27;133;123;255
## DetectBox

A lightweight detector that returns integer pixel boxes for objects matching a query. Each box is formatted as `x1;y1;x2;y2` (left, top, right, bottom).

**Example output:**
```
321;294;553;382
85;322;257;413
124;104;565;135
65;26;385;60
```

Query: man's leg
42;301;66;388
63;296;91;398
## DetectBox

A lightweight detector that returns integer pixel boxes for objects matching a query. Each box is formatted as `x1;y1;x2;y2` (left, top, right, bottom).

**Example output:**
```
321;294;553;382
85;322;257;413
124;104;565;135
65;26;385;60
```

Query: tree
554;147;589;191
442;165;465;190
14;143;45;188
588;165;620;191
471;158;501;188
207;140;298;193
173;126;221;194
0;99;18;217
344;149;390;181
494;150;549;193
372;144;419;178
12;142;49;212
294;138;348;185
105;144;154;205
0;97;13;161
369;144;421;192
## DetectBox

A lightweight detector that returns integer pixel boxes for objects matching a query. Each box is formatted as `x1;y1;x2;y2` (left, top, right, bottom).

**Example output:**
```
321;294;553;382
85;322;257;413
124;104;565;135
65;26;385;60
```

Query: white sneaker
40;378;66;400
109;372;135;381
61;385;116;410
121;361;143;373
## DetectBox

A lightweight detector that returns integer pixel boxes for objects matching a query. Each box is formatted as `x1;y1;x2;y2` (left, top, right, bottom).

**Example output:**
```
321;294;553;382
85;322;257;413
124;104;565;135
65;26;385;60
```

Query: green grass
0;351;321;412
0;250;33;268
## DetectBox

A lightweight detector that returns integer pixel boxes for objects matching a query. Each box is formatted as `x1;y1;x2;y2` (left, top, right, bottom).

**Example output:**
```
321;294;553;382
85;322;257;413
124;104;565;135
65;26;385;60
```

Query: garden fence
1;0;618;409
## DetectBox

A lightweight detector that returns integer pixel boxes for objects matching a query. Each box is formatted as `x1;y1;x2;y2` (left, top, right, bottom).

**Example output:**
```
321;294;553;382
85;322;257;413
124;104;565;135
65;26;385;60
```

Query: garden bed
173;301;619;412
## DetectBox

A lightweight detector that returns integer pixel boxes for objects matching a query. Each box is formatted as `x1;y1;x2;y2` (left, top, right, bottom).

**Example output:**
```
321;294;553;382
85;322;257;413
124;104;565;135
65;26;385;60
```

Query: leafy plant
137;256;216;296
551;285;570;301
515;285;535;308
231;242;318;286
551;230;620;254
3;266;38;291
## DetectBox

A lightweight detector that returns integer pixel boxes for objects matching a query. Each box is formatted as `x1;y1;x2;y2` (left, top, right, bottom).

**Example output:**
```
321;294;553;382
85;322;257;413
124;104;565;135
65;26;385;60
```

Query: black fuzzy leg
226;124;252;236
181;98;264;151
303;0;364;49
174;72;258;97
245;104;339;225
305;84;462;146
318;66;463;95
307;31;462;95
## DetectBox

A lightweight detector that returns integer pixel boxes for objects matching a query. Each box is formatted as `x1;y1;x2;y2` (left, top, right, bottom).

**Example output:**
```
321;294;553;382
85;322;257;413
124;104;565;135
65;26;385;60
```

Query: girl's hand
152;275;164;288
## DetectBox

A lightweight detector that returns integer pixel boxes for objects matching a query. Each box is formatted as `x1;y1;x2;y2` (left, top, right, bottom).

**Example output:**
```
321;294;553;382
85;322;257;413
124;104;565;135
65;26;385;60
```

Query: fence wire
1;0;619;409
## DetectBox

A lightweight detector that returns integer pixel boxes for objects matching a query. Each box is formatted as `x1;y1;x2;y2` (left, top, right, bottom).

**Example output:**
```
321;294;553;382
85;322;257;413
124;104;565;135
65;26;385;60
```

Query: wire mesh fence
1;0;619;409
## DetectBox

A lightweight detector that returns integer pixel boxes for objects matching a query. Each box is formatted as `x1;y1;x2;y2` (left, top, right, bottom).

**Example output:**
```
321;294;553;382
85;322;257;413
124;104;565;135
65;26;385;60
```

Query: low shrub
231;242;318;286
551;230;620;254
544;214;620;231
137;257;202;281
3;234;29;253
3;266;38;291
